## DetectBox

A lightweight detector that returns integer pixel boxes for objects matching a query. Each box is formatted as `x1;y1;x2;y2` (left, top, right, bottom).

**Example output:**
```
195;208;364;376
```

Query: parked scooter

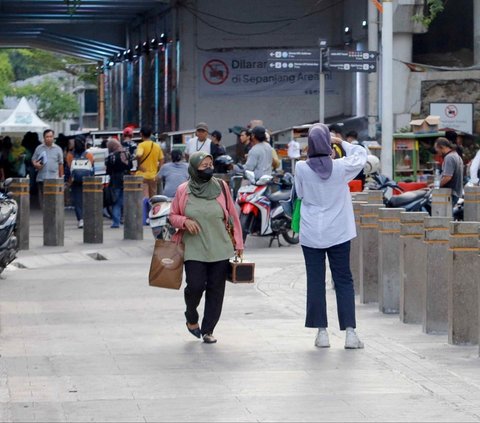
0;179;18;274
237;171;298;247
365;173;432;212
148;195;174;240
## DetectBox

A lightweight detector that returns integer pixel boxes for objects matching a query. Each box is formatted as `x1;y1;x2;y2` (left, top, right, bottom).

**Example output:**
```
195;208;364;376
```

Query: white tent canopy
0;97;49;134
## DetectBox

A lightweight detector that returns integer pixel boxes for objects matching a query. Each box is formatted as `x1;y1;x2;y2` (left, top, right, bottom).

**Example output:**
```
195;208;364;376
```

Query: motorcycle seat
388;190;427;208
267;190;291;203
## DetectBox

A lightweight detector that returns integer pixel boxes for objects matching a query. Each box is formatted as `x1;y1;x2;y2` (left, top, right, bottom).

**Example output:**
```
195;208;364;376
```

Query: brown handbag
148;239;185;290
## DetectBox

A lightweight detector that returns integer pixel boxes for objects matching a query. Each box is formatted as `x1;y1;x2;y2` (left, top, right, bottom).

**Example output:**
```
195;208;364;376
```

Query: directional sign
324;49;378;73
267;49;320;72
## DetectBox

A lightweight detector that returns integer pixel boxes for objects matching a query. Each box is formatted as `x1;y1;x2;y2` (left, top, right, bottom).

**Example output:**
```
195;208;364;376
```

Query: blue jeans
302;241;356;330
112;188;123;227
71;184;83;221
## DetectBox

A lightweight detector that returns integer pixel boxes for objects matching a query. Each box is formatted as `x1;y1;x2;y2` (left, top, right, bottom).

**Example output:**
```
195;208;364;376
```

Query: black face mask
197;168;214;182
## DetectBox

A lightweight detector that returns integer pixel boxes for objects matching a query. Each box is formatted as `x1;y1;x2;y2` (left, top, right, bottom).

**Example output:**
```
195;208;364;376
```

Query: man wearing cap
122;126;137;157
245;126;275;180
185;123;212;161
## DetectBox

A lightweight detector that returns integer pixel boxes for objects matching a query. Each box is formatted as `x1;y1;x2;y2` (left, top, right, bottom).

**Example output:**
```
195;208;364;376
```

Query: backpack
106;150;132;173
71;152;93;183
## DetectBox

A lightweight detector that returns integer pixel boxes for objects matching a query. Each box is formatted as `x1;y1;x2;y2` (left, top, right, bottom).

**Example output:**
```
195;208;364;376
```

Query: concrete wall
405;71;480;132
177;0;368;142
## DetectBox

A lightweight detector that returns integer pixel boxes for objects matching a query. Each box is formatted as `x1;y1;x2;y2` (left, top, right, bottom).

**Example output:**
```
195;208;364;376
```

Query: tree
11;78;80;122
8;49;68;81
0;52;14;107
414;0;446;28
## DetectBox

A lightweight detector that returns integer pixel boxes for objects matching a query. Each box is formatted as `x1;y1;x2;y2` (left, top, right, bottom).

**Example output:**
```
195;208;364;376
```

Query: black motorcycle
0;179;18;274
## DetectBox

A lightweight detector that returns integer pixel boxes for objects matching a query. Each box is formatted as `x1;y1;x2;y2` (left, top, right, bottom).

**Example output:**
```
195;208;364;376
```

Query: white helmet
364;155;381;175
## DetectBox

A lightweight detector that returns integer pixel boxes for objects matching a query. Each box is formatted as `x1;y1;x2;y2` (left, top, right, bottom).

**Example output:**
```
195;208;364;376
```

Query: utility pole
381;0;393;179
368;0;379;139
318;39;328;123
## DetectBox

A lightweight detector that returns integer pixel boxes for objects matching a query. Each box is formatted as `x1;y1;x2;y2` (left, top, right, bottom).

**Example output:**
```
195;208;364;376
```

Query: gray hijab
306;123;333;179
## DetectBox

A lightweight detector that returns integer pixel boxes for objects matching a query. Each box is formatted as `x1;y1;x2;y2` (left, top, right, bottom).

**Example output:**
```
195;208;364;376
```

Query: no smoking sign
203;59;229;85
444;104;458;119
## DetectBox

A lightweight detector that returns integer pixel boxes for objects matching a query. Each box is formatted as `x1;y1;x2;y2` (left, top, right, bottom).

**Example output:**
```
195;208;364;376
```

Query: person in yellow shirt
135;127;164;198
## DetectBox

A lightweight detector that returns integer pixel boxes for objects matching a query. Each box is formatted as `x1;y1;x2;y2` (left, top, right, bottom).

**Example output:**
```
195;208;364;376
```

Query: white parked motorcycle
148;195;175;240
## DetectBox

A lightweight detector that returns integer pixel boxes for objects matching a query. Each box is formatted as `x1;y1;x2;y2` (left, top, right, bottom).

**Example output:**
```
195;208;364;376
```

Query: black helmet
214;155;234;166
214;155;234;173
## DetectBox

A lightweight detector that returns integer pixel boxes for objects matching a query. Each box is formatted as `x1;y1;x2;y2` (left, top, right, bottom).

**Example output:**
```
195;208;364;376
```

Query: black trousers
302;242;356;330
184;260;229;335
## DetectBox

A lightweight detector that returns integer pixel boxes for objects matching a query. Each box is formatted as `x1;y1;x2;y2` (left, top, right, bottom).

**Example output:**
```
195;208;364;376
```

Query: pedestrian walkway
15;209;154;269
0;234;479;422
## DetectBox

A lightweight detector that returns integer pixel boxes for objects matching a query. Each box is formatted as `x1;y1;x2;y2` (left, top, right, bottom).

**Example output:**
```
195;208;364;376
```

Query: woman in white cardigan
295;123;367;349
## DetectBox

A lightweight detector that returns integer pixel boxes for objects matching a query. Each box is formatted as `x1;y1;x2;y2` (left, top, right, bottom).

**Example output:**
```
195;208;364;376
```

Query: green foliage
7;49;68;81
413;0;446;28
11;78;80;122
64;0;82;15
0;52;14;106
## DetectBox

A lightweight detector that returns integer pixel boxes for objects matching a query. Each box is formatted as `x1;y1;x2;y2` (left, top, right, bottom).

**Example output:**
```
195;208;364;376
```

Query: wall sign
429;103;473;134
198;49;340;98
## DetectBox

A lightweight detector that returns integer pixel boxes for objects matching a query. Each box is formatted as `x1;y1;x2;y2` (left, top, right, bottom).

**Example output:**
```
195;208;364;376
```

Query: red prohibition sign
203;59;229;85
445;104;458;119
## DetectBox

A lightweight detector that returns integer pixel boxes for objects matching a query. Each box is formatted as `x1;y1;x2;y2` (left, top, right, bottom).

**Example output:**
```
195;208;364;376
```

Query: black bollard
83;177;104;244
123;176;144;240
11;178;30;250
43;179;64;246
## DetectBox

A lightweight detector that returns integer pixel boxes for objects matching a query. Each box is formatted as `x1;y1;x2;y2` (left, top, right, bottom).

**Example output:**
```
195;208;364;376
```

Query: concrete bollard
10;178;30;250
351;201;367;294
353;192;369;202
359;204;383;304
366;190;383;205
43;179;64;246
448;221;480;345
399;211;428;324
431;188;452;218
423;217;450;334
124;176;144;241
378;208;404;314
83;177;104;244
464;186;480;222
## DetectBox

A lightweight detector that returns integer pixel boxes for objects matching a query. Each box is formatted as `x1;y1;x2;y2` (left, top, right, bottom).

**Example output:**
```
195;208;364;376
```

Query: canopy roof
0;0;170;60
0;97;49;134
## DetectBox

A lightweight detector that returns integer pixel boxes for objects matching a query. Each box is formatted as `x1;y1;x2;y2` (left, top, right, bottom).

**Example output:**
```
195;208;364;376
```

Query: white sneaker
78;219;84;229
345;328;364;349
314;329;330;348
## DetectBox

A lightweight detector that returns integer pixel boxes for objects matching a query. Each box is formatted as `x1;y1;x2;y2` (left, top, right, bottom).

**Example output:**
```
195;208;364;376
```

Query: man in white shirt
185;122;212;160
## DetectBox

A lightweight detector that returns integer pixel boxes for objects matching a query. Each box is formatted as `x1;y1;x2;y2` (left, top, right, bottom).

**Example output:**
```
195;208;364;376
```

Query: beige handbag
148;240;184;290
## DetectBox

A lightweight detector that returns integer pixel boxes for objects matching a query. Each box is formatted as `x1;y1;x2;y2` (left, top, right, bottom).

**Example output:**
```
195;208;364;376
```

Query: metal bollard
431;188;452;218
83;177;104;244
448;222;480;345
124;176;144;240
423;217;450;334
10;178;30;250
43;179;64;246
359;204;383;304
464;186;480;222
399;212;428;324
378;208;404;314
351;201;367;294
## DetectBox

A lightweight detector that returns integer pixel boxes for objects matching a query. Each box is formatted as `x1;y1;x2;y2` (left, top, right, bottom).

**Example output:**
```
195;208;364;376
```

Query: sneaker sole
345;344;365;350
